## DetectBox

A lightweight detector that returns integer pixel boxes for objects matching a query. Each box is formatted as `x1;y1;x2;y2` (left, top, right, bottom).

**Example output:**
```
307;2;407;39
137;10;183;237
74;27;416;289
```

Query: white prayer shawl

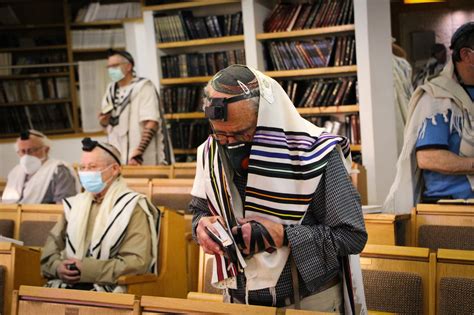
384;60;474;214
102;78;174;165
2;159;78;204
60;177;158;292
192;67;366;313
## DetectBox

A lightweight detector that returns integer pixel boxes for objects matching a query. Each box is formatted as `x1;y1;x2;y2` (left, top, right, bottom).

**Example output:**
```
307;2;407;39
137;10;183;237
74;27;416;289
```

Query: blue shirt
416;110;474;199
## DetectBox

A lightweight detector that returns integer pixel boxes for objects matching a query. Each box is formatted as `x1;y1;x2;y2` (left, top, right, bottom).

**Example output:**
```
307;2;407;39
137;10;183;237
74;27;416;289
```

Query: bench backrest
151;179;194;211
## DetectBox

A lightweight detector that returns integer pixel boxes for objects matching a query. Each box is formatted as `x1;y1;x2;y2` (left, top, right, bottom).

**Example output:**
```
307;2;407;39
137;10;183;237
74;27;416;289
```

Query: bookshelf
0;0;77;137
145;0;245;161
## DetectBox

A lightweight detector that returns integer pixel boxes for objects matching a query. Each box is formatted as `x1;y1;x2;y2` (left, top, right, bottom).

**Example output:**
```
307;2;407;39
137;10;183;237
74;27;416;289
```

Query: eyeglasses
78;163;110;172
210;125;255;144
17;146;44;156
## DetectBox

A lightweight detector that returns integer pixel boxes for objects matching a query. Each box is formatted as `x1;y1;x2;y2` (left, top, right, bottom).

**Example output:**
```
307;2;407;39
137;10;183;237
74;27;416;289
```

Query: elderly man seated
2;130;78;204
41;138;158;292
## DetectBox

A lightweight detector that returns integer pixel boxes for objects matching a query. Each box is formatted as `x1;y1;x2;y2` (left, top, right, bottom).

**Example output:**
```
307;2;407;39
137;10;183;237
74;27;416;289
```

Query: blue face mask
108;67;125;82
78;166;112;193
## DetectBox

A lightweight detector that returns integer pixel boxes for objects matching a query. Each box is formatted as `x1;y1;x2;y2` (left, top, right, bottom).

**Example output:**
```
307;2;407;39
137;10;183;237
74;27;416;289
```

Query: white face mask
20;155;42;175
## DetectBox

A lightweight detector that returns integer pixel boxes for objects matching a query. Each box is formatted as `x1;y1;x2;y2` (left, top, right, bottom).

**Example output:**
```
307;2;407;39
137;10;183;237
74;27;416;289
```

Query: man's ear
44;146;50;155
113;163;121;176
459;47;473;62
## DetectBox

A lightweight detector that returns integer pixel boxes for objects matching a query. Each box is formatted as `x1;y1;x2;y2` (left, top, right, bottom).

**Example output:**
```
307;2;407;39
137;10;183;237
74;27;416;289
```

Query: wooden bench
12;286;139;315
436;249;474;314
411;204;474;249
364;213;411;246
171;162;197;179
121;165;172;179
123;177;152;199
151;178;194;211
0;204;20;239
141;295;276;314
361;244;436;314
0;244;43;315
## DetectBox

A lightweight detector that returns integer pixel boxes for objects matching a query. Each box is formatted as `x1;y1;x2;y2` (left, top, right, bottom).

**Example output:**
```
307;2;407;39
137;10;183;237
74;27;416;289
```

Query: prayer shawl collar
384;60;474;214
105;77;174;165
2;159;78;204
60;177;158;292
197;67;362;303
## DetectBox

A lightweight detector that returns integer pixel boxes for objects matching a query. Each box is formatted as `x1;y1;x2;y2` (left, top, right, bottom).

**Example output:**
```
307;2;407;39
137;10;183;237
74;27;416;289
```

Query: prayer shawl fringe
384;60;474;214
193;67;365;313
2;159;78;204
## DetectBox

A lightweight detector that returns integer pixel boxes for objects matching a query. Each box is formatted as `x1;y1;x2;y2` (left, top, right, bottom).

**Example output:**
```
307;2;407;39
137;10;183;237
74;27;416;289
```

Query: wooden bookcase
0;0;77;138
143;0;361;159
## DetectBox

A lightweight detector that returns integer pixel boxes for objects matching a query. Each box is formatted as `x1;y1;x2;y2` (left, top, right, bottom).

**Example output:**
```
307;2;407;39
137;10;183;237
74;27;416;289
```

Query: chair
411;203;474;246
172;162;197;179
0;219;14;238
117;208;188;298
123;177;152;199
360;244;436;314
418;225;474;250
436;249;474;314
362;269;423;313
12;286;139;315
121;165;172;179
19;221;56;247
151;178;194;211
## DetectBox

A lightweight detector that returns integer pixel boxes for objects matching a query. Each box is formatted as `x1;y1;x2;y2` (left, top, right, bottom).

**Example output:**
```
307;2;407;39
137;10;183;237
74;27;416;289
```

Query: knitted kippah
210;64;259;95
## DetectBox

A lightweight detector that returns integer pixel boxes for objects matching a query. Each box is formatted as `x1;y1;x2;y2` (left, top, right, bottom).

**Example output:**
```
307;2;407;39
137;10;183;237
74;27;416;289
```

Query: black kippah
20;130;44;140
81;137;121;165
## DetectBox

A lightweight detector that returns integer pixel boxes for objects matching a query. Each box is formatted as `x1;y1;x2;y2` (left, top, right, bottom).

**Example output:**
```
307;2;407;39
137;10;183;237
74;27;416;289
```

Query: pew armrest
117;273;157;285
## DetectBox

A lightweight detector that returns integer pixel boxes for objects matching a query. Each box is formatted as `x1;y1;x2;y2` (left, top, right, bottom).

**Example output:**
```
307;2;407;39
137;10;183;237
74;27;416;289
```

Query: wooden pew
171;162;197;179
151;178;194;211
19;204;63;247
118;209;188;298
121;165;172;179
184;214;199;294
12;286;139;315
0;243;43;315
364;213;411;246
361;244;436;315
140;295;276;314
436;249;474;314
123;177;152;199
0;204;20;239
411;204;474;248
0;178;6;197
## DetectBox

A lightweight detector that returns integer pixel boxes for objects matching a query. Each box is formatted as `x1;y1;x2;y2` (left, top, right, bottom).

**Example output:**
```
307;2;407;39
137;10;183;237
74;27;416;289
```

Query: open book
0;235;24;246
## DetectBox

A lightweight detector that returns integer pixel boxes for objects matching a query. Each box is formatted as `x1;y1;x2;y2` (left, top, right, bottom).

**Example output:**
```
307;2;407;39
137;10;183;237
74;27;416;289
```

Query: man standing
385;22;474;213
99;49;173;165
41;138;158;292
190;65;367;312
2;130;78;204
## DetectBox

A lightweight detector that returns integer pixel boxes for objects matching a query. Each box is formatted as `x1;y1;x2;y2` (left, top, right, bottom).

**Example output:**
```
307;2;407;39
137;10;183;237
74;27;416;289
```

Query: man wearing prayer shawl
98;49;173;165
384;22;474;214
190;65;368;313
2;130;78;204
41;138;158;292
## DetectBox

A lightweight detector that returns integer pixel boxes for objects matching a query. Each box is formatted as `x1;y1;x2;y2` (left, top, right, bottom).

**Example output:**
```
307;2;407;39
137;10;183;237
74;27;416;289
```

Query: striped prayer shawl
198;66;352;291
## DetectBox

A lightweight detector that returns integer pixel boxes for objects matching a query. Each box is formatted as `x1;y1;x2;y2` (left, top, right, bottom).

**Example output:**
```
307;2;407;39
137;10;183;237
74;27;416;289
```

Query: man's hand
128;149;143;165
56;259;82;284
232;216;284;255
196;216;225;256
98;113;111;127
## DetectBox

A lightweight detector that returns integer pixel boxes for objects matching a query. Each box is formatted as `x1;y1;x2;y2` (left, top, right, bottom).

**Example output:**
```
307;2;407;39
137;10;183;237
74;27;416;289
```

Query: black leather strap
233;220;277;257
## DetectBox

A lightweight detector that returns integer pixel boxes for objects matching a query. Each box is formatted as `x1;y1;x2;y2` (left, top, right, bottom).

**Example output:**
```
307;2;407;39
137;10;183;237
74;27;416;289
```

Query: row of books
71;29;125;49
161;86;204;114
161;49;245;78
154;11;243;43
0;104;73;134
0;32;66;49
306;114;360;145
0;78;70;104
264;0;354;33
74;2;141;23
7;53;68;75
169;121;209;150
278;76;357;107
264;35;355;71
